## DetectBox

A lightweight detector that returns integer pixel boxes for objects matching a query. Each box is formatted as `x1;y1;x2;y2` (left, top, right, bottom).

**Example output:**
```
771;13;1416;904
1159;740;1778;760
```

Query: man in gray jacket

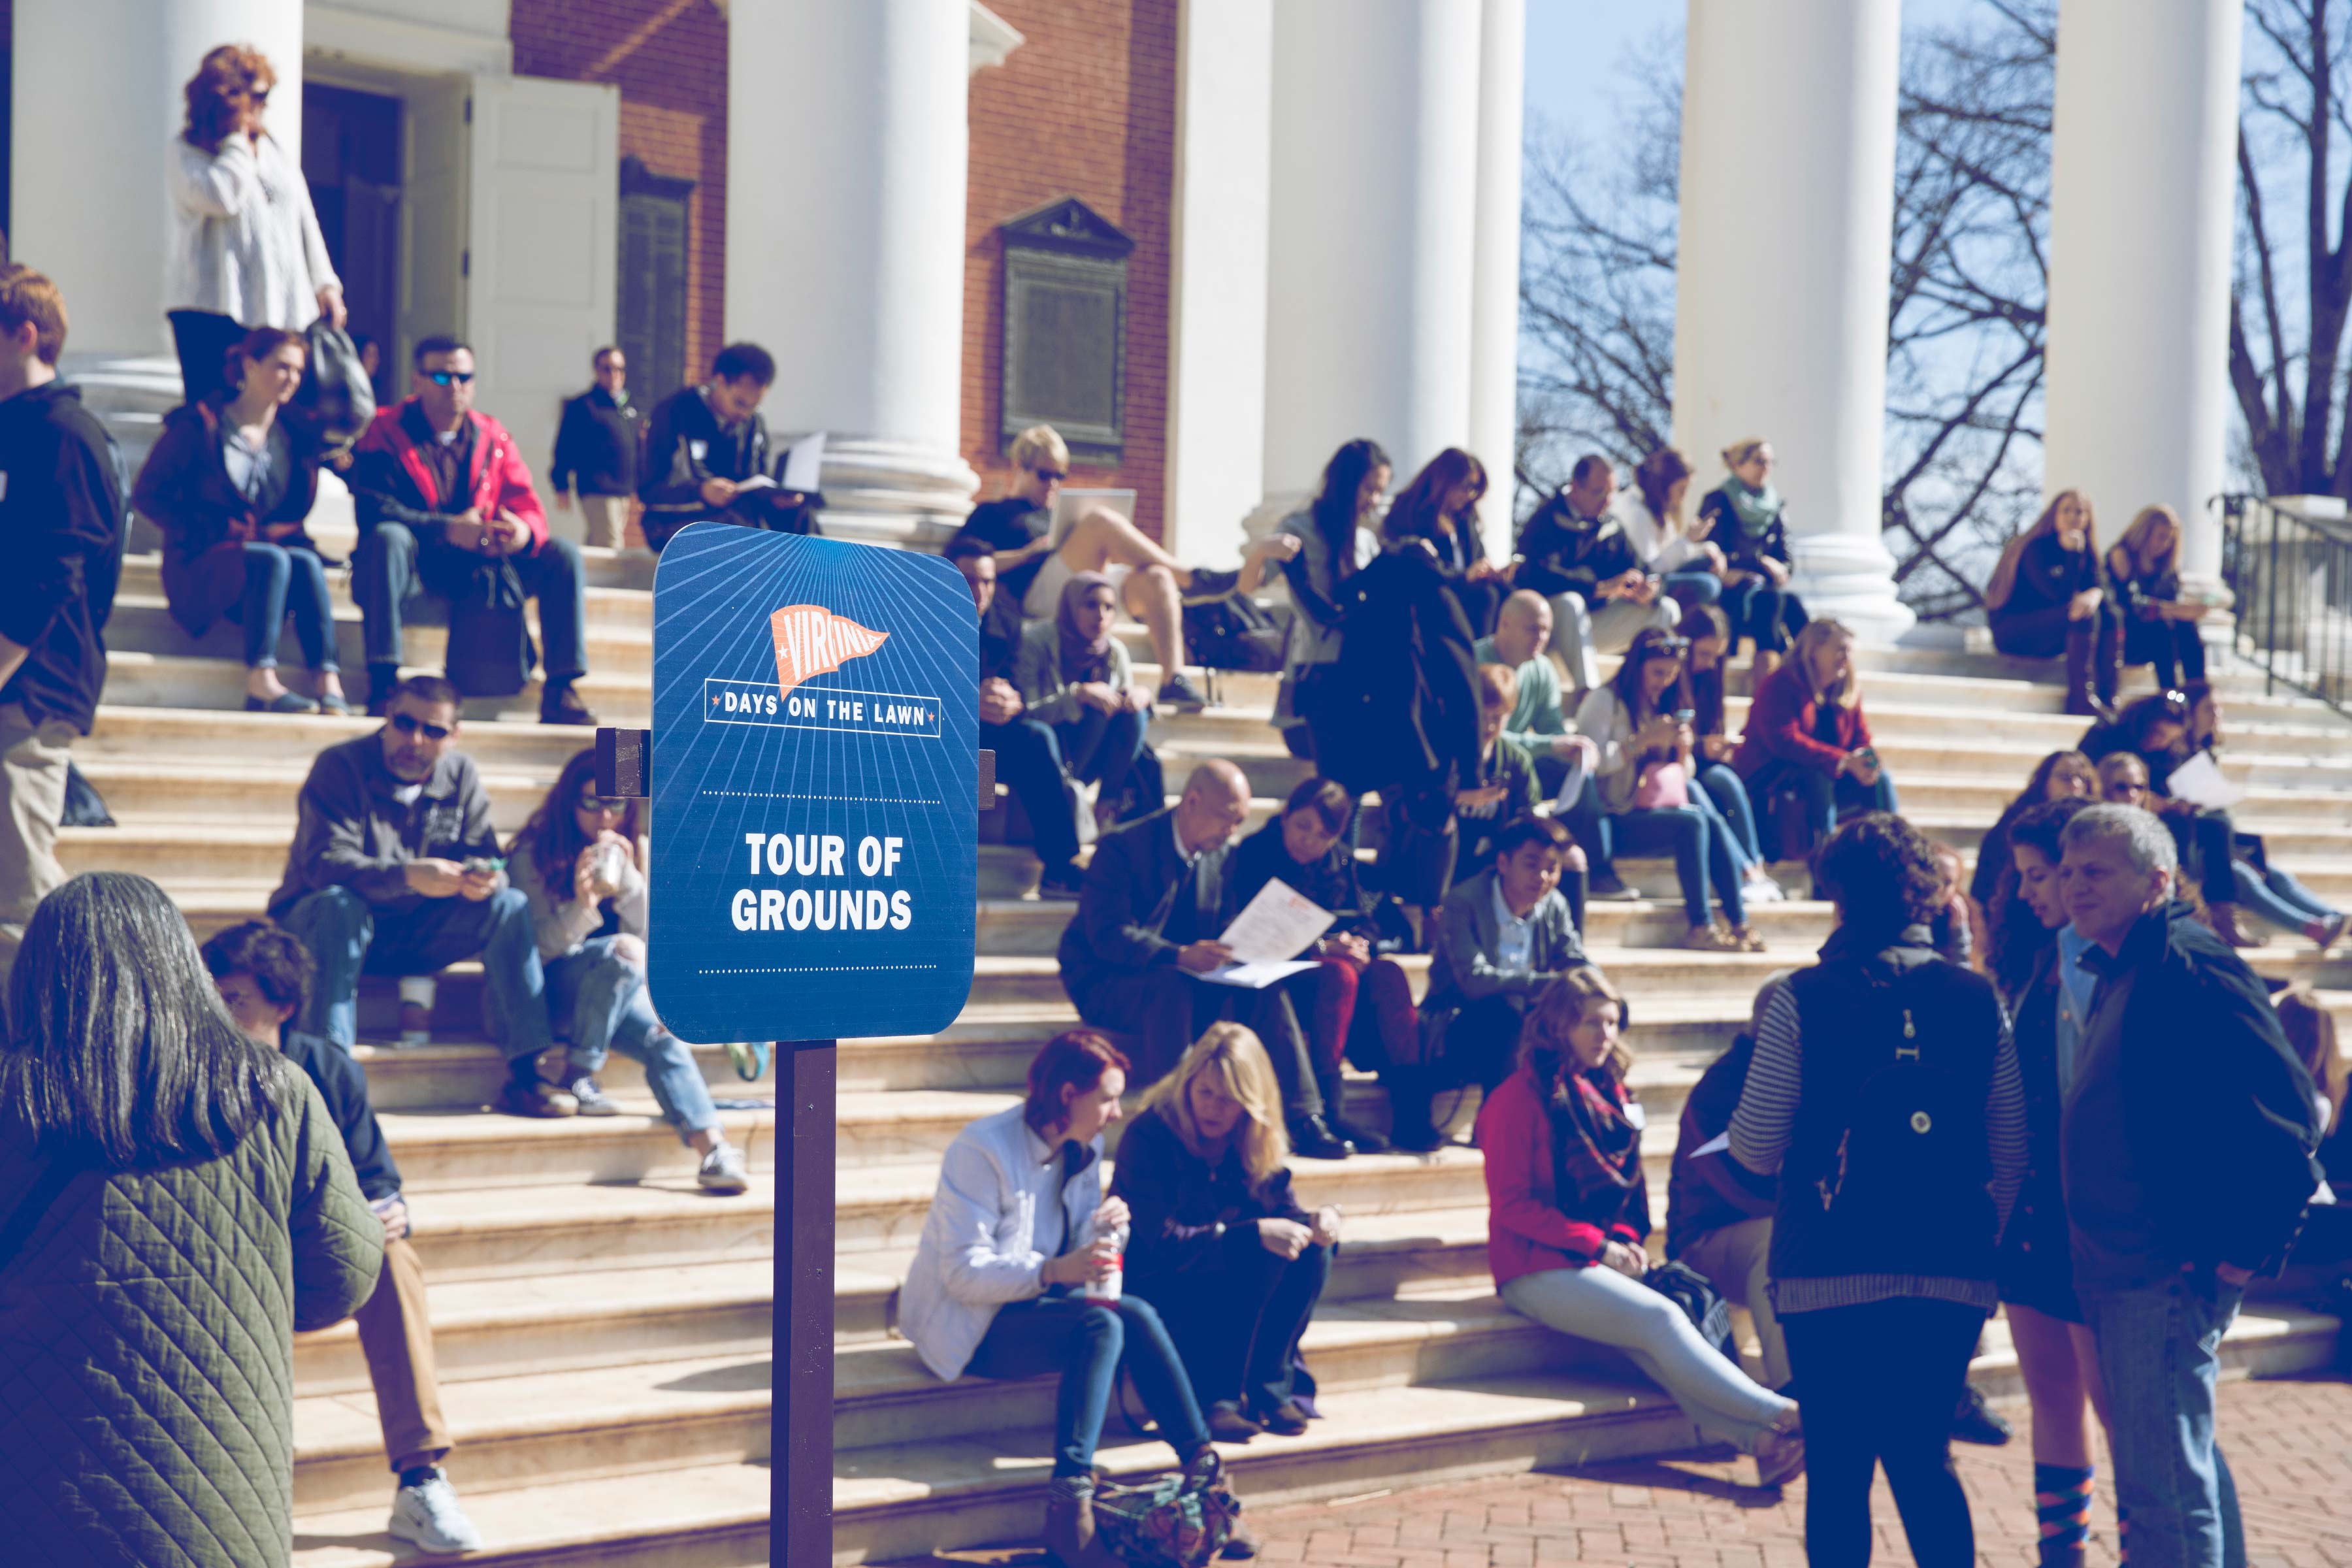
269;673;574;1116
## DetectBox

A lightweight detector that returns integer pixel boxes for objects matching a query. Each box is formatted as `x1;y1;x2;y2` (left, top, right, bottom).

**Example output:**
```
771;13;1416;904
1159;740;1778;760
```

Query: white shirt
1492;876;1536;977
167;131;338;327
1612;493;1709;574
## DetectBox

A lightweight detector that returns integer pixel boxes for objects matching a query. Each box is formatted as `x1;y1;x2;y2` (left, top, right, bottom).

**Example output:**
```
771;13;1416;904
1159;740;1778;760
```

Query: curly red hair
184;44;276;155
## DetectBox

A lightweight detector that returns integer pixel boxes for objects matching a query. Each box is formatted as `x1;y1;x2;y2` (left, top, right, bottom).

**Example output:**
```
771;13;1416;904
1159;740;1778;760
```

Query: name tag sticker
688;440;708;462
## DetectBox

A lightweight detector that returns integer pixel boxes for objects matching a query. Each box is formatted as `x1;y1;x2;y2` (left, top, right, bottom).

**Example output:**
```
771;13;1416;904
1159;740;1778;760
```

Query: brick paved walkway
892;1374;2352;1567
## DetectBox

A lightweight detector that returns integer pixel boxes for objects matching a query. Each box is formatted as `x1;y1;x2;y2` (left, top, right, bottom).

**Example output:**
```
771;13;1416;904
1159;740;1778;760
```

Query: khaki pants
578;493;632;551
0;703;73;1002
1678;1215;1791;1392
353;1235;453;1471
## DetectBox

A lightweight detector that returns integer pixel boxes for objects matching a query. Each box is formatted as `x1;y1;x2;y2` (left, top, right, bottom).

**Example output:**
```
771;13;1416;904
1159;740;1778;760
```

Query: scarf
1056;572;1119;685
1716;473;1783;545
1543;1060;1642;1218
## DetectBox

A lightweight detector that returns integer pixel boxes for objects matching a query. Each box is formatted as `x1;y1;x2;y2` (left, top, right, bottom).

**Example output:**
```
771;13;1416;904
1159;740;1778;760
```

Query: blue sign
647;524;977;1043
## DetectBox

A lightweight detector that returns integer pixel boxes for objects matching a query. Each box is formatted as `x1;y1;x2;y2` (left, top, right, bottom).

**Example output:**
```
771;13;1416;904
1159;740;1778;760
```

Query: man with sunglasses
268;674;576;1118
348;336;596;725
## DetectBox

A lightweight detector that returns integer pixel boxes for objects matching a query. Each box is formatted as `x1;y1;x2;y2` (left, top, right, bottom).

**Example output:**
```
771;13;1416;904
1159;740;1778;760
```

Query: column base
1789;530;1915;644
801;436;978;553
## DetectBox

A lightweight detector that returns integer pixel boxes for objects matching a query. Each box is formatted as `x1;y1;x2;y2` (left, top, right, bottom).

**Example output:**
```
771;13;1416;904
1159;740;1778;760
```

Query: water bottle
1080;1222;1127;1303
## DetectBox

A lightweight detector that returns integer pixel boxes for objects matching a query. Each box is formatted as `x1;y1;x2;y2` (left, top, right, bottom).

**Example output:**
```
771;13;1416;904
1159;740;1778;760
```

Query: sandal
1682;923;1743;953
1731;924;1767;953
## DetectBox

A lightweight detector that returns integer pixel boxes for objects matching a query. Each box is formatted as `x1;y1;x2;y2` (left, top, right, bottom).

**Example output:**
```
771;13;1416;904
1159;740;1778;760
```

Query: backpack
444;558;536;698
1091;1448;1244;1568
1181;595;1285;671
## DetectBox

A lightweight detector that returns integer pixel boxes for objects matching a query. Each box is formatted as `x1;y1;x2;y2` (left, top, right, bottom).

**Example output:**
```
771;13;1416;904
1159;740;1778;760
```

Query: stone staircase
73;500;2352;1565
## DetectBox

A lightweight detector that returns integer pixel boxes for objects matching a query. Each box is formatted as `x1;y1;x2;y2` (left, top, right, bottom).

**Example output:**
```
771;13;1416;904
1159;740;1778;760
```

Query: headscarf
1055;572;1119;685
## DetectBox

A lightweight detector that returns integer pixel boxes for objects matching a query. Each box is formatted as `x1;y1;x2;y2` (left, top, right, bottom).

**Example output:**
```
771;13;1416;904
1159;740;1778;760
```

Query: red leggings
1305;954;1417;1075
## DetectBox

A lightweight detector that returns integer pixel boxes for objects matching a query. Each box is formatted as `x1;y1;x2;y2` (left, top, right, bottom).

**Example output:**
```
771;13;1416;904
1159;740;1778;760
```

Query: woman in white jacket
900;1030;1220;1566
168;45;344;404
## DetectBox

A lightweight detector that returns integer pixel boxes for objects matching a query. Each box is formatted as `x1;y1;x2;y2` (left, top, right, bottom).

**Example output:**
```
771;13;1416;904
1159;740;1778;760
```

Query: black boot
1383;1066;1443;1154
1319;1070;1388;1154
2062;621;2104;719
1287;1112;1354;1160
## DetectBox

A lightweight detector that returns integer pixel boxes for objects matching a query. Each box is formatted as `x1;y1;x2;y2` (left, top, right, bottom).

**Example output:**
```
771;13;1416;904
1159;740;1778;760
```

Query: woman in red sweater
1731;619;1897;859
1477;970;1804;1488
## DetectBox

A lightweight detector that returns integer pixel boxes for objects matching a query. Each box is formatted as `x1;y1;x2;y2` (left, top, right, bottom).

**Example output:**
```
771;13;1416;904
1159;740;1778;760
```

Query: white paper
2164;750;2246;809
1197;960;1321;990
734;473;777;491
781;431;827;493
1217;879;1337;965
1552;746;1591;811
1690;1131;1731;1158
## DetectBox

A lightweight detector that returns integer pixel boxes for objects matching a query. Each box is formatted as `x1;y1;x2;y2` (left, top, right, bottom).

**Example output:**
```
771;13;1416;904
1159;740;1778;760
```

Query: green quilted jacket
0;1071;384;1567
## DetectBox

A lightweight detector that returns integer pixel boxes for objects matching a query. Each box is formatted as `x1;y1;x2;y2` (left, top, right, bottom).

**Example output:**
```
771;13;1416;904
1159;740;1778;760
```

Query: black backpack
1181;595;1285;671
444;558;536;698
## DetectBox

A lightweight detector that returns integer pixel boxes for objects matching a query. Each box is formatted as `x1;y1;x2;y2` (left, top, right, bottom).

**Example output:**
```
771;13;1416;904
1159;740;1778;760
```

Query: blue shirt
2055;924;2098;1098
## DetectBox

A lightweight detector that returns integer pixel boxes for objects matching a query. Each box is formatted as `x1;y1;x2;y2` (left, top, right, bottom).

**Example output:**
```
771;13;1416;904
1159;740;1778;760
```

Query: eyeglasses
388;712;452;741
425;370;475;386
1033;466;1070;483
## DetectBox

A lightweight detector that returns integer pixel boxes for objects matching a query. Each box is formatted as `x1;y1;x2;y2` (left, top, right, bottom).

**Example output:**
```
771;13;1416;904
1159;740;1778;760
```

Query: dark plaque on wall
998;195;1133;458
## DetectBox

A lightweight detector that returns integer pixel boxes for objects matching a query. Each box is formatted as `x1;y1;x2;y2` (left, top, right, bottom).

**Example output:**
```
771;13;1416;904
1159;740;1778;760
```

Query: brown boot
2210;902;2268;949
2063;620;2112;719
1043;1475;1119;1567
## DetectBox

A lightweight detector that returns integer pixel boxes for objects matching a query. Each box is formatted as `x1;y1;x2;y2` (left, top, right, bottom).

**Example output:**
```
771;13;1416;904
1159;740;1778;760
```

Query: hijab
1056;572;1119;685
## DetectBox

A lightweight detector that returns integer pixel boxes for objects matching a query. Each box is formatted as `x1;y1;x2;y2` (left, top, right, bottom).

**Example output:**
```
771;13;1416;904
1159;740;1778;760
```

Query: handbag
1182;595;1286;672
1630;759;1689;809
1090;1448;1244;1568
1641;1259;1738;1364
292;321;376;456
443;558;536;698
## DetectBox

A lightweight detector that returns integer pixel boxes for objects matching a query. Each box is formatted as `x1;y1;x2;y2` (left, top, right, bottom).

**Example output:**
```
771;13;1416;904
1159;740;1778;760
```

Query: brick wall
510;0;727;391
965;0;1177;538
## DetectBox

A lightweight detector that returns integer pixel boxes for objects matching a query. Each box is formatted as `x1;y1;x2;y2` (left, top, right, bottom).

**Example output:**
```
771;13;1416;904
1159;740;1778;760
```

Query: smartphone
462;855;506;876
1672;708;1695;725
1854;747;1880;772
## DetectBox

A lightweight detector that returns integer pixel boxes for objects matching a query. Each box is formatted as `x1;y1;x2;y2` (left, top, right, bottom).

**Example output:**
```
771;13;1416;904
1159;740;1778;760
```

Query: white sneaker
698;1141;750;1195
1744;874;1786;904
389;1471;484;1553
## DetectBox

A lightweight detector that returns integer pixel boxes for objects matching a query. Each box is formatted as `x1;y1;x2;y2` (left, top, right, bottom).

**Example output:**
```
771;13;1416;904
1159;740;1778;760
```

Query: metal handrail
2219;492;2352;710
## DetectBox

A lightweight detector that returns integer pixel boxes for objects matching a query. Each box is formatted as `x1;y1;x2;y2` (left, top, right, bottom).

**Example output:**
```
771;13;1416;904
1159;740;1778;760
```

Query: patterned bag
1090;1449;1243;1568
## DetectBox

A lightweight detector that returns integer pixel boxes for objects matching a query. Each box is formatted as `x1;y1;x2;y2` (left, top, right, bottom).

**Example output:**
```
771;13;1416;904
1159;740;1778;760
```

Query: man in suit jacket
1056;758;1353;1158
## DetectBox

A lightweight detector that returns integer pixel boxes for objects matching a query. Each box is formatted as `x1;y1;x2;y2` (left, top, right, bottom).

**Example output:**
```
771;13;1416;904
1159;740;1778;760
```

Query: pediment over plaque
999;196;1134;259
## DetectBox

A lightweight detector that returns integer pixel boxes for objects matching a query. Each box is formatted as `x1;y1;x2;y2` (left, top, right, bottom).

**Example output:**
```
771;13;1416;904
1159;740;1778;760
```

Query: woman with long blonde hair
2104;504;2208;691
1479;970;1804;1488
1113;1024;1342;1443
1731;619;1897;857
1986;489;2118;715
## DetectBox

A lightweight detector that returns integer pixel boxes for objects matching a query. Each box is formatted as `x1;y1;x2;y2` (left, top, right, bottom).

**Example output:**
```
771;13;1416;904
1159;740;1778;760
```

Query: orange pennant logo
769;604;889;696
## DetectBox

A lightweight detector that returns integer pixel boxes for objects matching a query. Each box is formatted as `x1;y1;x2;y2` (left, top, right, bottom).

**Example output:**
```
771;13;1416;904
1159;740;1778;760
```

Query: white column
727;0;978;548
1163;0;1275;568
1672;0;1910;640
1251;0;1482;533
2042;0;2242;600
14;0;302;437
1466;0;1526;564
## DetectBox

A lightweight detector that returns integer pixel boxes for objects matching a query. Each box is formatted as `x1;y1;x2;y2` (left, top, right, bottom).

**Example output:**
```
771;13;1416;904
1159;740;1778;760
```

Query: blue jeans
2230;858;2340;934
1724;576;1808;653
1692;761;1766;872
1610;803;1745;928
1742;759;1899;859
352;523;590;679
965;1292;1212;1478
1054;706;1147;806
281;885;553;1065
545;936;717;1139
238;542;338;672
2080;1275;2247;1568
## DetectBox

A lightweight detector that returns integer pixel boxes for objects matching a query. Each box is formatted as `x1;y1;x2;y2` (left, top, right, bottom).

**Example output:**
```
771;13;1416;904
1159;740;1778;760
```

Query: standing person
1114;1023;1339;1443
1986;489;2117;717
550;345;642;551
0;264;123;998
1477;588;1622;898
166;44;344;404
1514;454;1679;693
1012;575;1160;836
1483;970;1806;1486
0;874;382;1568
1384;447;1509;636
1278;438;1388;762
200;920;485;1555
133;325;346;715
1620;448;1729;615
898;1032;1225;1568
2104;505;2207;692
2057;805;2322;1568
1733;619;1897;860
1695;440;1808;682
267;675;578;1119
347;337;596;725
951;536;1091;898
638;342;817;549
1731;813;2027;1568
506;749;751;1192
1447;663;1543;895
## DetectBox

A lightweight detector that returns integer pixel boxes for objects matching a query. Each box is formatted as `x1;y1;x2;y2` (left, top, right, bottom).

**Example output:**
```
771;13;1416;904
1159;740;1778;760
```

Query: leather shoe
1043;1475;1120;1567
1950;1382;2012;1446
494;1078;578;1119
540;681;598;726
1250;1397;1310;1437
1205;1401;1262;1443
1286;1115;1353;1160
1328;1114;1389;1154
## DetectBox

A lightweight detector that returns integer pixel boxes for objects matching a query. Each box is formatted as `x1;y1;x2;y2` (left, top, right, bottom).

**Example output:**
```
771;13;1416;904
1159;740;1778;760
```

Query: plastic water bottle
1081;1222;1127;1302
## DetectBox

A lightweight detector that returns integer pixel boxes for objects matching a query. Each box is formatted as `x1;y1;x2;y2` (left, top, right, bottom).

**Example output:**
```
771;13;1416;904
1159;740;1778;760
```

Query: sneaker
1950;1382;2013;1446
698;1141;751;1195
1589;877;1643;903
1744;874;1786;904
568;1075;621;1117
388;1469;485;1554
1037;864;1086;901
540;681;598;727
494;1079;578;1119
2319;913;2350;955
1180;565;1241;604
1157;672;1210;712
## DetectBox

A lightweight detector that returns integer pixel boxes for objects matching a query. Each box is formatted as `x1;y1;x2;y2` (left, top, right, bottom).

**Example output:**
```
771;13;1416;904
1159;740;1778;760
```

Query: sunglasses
425;370;476;386
577;794;629;814
1033;466;1070;483
388;712;452;741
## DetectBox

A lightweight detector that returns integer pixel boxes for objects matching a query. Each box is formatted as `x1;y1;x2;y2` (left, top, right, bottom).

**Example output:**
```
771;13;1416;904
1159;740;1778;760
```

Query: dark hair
592;344;622;368
1988;796;2094;999
199;919;316;1014
182;44;275;155
2010;796;2091;866
511;748;645;902
1024;1030;1132;1134
1813;813;1945;938
392;673;461;711
1569;453;1612;486
0;264;68;366
2181;678;2218;750
413;335;471;369
941;534;994;566
1608;625;1693;724
1496;814;1575;862
0;874;291;1169
1282;777;1353;837
1309;438;1390;583
2115;689;2191;754
1386;448;1487;542
225;325;306;391
711;342;777;386
1633;449;1691;517
1686;600;1731;645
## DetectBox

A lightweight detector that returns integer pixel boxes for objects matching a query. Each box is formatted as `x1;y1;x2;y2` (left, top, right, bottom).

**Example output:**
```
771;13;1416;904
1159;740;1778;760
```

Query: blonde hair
1009;424;1071;476
1139;1022;1290;1192
1517;968;1633;1085
1477;661;1518;712
1721;437;1769;472
1789;619;1862;710
2097;751;2149;791
1986;489;2096;612
2114;504;2183;580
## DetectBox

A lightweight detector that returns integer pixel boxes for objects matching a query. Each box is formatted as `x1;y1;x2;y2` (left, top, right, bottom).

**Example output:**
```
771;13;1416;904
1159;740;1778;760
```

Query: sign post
598;523;981;1562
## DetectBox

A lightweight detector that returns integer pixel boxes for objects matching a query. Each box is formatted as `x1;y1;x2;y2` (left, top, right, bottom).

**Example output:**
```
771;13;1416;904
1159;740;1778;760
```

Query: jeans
1054;706;1147;809
2119;611;2208;689
1543;757;1618;893
281;885;553;1065
1501;1265;1791;1453
985;716;1083;872
1675;1216;1790;1390
1660;569;1723;613
351;523;590;680
964;1292;1212;1478
2080;1275;2247;1568
239;541;338;672
1741;758;1899;860
1132;1231;1331;1413
1723;576;1807;653
1546;592;1680;692
1609;804;1745;928
2230;857;2341;934
544;936;718;1139
1691;762;1767;874
1781;1296;1987;1568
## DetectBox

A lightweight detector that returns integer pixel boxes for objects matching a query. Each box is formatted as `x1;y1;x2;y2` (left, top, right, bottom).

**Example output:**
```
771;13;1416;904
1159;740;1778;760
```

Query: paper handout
1196;960;1322;990
2164;750;2246;809
1217;879;1337;965
781;431;827;494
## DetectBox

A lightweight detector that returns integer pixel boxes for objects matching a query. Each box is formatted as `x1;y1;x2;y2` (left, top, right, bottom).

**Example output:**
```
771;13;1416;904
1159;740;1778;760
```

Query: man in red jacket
349;337;594;723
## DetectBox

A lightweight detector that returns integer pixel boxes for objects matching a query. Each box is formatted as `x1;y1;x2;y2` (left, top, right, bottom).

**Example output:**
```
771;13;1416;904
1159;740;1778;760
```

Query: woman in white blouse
167;45;344;404
1616;448;1729;618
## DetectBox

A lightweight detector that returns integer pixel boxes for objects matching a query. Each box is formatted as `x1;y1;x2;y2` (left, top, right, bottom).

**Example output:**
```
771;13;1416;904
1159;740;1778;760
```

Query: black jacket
1512;489;1641;604
1992;531;2098;630
1665;1032;1776;1260
2001;943;2072;1275
132;395;324;637
281;1028;401;1201
1056;809;1230;989
1315;546;1480;794
956;497;1053;606
977;585;1025;683
1694;484;1791;576
1110;1107;1311;1279
550;386;640;497
1228;817;1375;947
639;385;788;546
0;382;124;733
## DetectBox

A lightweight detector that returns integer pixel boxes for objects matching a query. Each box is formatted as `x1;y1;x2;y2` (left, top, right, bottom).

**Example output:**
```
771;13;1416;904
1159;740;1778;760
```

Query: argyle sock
2035;1462;2093;1565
